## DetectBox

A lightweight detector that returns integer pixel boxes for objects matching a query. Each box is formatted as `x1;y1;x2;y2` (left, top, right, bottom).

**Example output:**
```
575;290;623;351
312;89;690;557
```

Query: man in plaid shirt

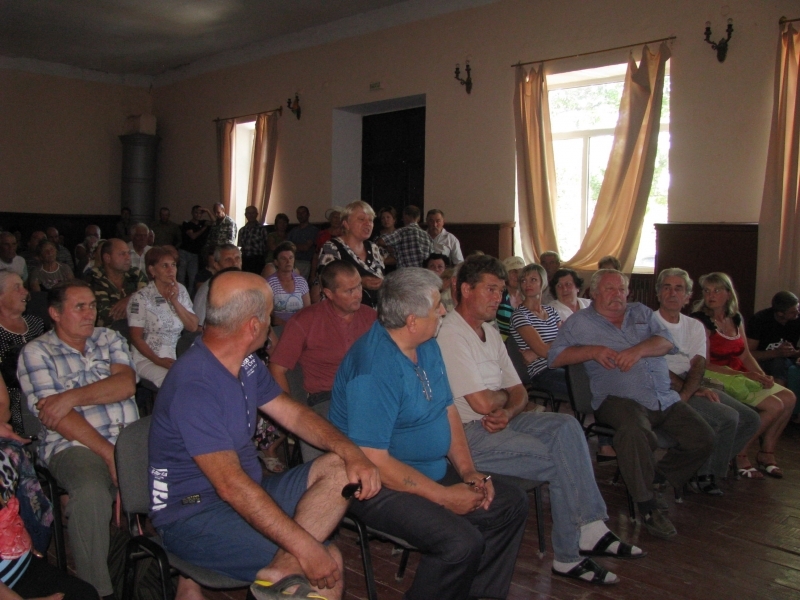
204;203;238;255
18;279;138;599
237;205;268;274
378;205;433;268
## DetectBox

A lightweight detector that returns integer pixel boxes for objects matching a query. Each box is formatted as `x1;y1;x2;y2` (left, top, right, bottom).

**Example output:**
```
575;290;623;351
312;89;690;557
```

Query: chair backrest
504;336;531;386
115;416;152;518
565;362;594;418
24;291;52;330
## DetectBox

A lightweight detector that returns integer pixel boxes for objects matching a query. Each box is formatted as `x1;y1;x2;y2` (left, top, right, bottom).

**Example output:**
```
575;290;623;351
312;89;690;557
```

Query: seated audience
691;272;796;478
18;280;138;599
29;240;74;292
0;232;28;284
315;206;345;250
439;267;455;313
265;242;310;328
318;201;384;308
287;205;318;281
655;268;760;493
747;291;800;383
550;269;714;539
127;247;198;388
74;225;101;274
598;255;622;271
45;228;74;271
330;268;528;600
0;272;45;435
270;261;376;408
539;250;561;304
128;223;152;273
19;231;46;273
237;205;268;275
375;206;397;237
440;257;640;585
265;212;290;264
378;205;433;268
548;268;591;323
1;379;100;600
426;209;464;265
509;263;567;395
86;238;148;327
193;244;242;326
495;256;524;341
148;270;379;600
423;252;450;276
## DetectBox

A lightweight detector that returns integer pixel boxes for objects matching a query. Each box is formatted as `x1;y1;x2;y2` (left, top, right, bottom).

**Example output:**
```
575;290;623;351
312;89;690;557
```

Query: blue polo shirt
148;338;283;527
330;322;453;481
548;302;679;411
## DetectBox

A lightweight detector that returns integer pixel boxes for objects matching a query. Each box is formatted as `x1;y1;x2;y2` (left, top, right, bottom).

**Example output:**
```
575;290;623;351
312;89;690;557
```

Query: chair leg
396;548;410;581
626;488;637;522
36;466;67;572
533;487;545;557
350;516;378;600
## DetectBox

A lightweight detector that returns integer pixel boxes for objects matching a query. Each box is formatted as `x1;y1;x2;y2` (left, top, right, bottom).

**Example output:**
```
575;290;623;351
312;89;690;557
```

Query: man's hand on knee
296;539;341;590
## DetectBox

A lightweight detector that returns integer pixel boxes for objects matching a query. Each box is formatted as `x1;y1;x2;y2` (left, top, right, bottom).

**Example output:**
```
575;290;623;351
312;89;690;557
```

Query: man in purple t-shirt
148;271;379;600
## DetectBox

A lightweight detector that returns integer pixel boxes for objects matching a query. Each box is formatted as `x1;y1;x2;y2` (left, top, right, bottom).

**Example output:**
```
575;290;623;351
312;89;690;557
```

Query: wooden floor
58;419;800;599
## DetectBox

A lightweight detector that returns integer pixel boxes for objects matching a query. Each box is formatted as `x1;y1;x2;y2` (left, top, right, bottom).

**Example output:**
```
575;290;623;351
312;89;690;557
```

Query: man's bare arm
747;337;800;362
445;405;494;509
51;410;117;483
36;363;136;429
550;345;617;369
678;355;707;401
614;335;674;372
262;394;380;499
268;362;291;394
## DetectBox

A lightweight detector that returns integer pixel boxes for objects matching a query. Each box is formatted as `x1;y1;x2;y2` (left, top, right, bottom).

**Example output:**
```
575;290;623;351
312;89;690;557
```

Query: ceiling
0;0;495;85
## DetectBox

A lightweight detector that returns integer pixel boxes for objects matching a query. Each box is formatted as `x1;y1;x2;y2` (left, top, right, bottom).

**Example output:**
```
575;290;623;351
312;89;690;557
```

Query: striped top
510;304;561;377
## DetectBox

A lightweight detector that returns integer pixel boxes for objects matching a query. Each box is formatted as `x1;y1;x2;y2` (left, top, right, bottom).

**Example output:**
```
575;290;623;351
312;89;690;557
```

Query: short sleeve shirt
437;310;521;423
287;225;320;262
17;329;139;464
430;229;463;265
127;281;194;360
266;273;309;322
747;308;800;350
653;311;707;377
380;223;434;268
148;339;283;526
510;304;561;377
88;266;148;327
329;322;453;481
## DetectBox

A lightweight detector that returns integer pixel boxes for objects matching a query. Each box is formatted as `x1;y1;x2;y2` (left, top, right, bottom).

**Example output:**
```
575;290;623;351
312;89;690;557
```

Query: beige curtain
248;111;280;224
216;119;235;213
756;24;800;308
514;64;559;263
567;42;670;272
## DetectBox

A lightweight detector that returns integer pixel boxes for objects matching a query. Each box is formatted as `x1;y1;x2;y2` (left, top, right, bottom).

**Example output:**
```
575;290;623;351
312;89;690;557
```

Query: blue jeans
688;391;760;479
464;412;607;563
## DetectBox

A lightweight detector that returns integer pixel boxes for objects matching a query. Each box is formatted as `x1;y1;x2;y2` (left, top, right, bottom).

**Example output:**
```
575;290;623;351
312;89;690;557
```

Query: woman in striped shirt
510;263;567;396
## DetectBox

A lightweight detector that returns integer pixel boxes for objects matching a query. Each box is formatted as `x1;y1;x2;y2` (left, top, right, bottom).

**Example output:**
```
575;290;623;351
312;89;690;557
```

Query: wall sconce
287;94;301;120
704;19;733;62
454;61;472;94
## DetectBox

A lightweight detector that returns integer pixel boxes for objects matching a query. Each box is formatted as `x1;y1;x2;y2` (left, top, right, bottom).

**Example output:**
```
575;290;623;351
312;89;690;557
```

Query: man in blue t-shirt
149;271;379;600
329;268;528;600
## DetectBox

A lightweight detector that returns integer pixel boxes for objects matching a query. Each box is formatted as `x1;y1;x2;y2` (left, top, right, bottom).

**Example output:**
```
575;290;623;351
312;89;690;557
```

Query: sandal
250;575;328;599
579;531;646;559
757;451;783;479
735;455;764;480
552;558;619;585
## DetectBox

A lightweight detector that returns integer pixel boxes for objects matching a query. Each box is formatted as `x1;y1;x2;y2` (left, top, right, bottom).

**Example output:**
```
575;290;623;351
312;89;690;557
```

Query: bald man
148;271;380;600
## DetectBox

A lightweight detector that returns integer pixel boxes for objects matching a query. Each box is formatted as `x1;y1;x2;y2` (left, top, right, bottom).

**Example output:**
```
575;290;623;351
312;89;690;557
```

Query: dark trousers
13;555;100;600
348;465;528;600
595;396;714;503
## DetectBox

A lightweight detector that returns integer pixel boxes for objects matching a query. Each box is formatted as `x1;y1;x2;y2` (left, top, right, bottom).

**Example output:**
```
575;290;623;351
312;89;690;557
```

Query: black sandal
579;531;646;559
552;558;619;585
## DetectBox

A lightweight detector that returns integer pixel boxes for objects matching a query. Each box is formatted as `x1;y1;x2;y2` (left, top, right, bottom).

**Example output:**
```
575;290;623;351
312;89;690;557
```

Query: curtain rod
213;106;282;123
779;16;800;25
511;36;676;68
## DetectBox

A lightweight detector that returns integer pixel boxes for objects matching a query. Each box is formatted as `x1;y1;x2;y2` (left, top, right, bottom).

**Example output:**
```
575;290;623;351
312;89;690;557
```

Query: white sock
579;520;642;556
553;559;619;583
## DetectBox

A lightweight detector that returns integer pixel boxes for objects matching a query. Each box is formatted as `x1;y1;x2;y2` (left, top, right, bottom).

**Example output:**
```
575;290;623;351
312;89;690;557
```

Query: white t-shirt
547;297;591;323
437;310;521;423
127;281;194;361
128;243;152;273
653;311;706;377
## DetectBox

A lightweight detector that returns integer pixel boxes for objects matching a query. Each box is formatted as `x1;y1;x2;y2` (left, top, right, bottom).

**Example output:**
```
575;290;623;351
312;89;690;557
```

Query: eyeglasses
702;287;727;295
414;366;433;402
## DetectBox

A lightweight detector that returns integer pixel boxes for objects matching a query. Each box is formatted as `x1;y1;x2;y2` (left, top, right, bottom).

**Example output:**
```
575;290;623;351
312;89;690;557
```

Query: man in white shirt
128;223;152;272
654;268;760;492
426;209;463;265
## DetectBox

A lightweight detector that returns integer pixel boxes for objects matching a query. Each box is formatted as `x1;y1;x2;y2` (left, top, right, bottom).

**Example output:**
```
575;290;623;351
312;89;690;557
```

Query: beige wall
0;0;794;229
0;69;152;215
153;0;796;227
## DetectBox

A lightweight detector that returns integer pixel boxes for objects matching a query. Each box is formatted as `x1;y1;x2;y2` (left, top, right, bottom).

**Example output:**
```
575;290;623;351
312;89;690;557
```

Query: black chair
115;416;250;600
504;336;568;413
565;362;679;521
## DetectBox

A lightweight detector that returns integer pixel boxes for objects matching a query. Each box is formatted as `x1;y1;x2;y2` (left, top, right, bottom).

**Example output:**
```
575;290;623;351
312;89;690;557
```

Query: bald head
206;271;272;335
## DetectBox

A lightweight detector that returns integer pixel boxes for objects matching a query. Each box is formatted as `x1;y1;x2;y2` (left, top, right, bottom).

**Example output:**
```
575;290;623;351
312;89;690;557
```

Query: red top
708;332;746;372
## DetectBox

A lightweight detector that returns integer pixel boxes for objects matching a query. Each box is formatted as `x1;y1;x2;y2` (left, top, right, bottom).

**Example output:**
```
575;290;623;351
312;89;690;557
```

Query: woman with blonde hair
691;272;796;478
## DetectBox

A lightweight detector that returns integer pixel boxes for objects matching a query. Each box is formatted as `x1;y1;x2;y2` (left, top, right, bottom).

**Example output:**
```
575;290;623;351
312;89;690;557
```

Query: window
230;120;256;231
547;62;670;271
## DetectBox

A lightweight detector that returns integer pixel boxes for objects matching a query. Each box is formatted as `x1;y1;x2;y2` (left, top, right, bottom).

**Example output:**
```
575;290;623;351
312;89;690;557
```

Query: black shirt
747;308;800;350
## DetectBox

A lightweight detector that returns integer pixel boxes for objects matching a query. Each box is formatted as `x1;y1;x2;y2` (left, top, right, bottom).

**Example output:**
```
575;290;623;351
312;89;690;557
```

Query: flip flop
757;452;783;479
250;575;328;599
552;558;619;585
579;531;646;559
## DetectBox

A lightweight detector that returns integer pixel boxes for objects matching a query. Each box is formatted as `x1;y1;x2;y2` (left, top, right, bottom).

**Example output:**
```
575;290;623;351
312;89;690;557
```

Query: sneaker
652;483;670;512
689;475;723;496
643;510;677;539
